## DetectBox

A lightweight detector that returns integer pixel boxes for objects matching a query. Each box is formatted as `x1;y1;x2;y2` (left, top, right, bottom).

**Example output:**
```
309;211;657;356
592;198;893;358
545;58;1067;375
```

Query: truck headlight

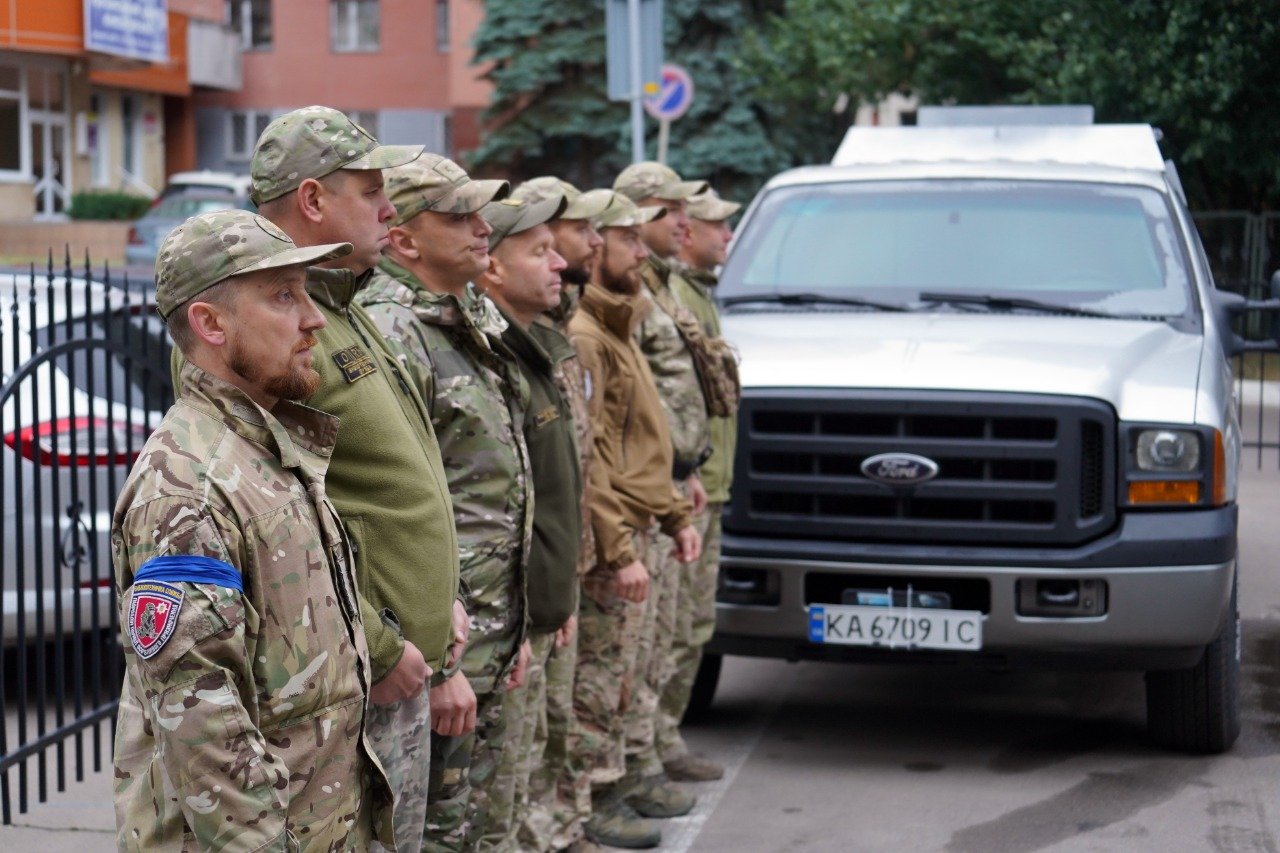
1135;429;1200;472
1124;425;1226;507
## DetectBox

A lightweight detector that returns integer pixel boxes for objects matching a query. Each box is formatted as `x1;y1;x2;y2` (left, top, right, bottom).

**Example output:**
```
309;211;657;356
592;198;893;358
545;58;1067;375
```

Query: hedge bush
67;191;152;221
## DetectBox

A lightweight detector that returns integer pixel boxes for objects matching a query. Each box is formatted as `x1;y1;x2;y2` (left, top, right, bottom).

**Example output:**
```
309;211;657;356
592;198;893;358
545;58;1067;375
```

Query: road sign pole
657;119;670;165
627;0;644;162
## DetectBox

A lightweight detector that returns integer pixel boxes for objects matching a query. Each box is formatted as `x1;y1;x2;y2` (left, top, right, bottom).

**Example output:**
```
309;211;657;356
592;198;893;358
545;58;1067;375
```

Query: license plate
807;604;983;651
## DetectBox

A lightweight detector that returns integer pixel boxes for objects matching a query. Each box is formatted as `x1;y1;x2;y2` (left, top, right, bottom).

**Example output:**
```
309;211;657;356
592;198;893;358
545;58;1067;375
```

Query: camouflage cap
512;176;615;220
481;194;569;251
613;161;709;202
155;209;351;319
249;106;423;205
594;192;667;229
384;153;510;226
687;188;743;221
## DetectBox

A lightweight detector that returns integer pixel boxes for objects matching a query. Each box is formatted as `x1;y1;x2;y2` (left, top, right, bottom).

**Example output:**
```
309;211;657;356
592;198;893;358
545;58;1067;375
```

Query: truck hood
723;311;1203;423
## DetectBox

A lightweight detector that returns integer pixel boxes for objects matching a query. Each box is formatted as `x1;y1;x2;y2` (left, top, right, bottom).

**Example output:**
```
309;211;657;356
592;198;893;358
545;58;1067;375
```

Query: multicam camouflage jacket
111;362;393;852
358;259;534;672
636;256;711;477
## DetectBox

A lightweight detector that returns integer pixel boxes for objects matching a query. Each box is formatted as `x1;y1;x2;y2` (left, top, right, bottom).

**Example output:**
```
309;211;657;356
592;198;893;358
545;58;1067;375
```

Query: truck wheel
1144;576;1240;754
683;652;722;722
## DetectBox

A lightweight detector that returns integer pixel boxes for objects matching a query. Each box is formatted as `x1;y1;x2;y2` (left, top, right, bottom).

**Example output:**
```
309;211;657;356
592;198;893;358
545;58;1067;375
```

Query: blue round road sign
644;64;694;121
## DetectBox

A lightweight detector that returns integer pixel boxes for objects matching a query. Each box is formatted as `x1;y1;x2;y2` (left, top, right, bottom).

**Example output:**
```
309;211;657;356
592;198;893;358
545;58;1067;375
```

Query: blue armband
134;555;243;593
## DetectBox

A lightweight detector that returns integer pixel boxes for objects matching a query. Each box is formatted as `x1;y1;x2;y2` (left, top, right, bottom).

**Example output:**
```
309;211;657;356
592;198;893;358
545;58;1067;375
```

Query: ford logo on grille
860;453;940;487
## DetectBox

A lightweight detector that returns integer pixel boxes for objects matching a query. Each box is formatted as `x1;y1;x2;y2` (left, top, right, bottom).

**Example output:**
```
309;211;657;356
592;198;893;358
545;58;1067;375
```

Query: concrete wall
0;221;130;265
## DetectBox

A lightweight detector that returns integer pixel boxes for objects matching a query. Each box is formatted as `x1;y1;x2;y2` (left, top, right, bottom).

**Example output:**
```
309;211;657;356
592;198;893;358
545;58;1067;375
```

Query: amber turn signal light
1128;480;1201;505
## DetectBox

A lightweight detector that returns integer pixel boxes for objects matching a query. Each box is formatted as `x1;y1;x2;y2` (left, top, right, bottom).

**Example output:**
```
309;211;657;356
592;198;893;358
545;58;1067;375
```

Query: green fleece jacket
501;311;582;634
171;267;460;681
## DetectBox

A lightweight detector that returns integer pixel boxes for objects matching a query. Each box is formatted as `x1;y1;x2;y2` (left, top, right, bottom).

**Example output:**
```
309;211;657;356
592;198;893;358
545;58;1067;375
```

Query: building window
89;92;110;186
0;64;22;174
436;0;450;53
330;0;380;53
227;109;273;161
226;0;273;51
348;110;378;140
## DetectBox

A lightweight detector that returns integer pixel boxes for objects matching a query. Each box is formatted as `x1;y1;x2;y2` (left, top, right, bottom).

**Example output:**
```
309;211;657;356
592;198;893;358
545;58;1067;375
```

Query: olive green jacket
501;310;582;634
670;266;738;504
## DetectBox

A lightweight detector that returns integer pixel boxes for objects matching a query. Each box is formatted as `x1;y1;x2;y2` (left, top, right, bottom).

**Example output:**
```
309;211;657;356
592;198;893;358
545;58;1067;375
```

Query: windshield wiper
918;291;1120;319
723;292;907;312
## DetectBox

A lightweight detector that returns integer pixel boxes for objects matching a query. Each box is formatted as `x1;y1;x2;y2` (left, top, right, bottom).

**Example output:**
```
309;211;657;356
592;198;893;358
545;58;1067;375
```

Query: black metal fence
0;251;171;825
0;214;1278;826
1196;212;1280;466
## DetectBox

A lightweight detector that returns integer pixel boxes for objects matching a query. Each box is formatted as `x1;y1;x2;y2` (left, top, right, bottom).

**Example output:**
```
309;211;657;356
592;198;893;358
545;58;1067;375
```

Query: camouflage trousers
497;628;587;852
571;527;651;801
622;518;682;778
368;688;433;851
656;503;722;762
425;551;523;853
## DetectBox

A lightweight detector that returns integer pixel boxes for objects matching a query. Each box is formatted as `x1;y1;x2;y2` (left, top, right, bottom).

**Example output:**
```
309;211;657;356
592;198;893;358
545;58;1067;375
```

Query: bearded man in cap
569;193;701;850
356;154;535;852
655;187;745;781
181;106;470;852
609;162;721;814
113;209;393;850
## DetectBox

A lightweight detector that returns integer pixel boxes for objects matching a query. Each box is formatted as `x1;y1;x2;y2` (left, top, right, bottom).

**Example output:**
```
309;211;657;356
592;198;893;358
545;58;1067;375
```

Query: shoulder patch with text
332;345;377;383
128;581;184;659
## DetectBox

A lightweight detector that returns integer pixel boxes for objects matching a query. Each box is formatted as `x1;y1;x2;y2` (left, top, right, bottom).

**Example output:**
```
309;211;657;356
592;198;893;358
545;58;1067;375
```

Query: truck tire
682;652;722;722
1144;576;1240;754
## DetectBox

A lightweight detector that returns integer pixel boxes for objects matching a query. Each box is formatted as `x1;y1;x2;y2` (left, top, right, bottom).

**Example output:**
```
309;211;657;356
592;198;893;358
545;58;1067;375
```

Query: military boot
584;790;661;850
622;771;697;818
664;753;725;782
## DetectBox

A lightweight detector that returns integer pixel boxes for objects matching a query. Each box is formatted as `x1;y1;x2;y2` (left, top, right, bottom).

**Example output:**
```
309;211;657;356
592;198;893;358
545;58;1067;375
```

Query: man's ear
187;300;229;347
478;253;503;293
386;225;419;259
296;178;325;224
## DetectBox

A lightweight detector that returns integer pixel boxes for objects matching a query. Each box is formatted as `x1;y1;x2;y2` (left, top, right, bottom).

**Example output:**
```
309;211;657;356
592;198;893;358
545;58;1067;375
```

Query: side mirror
1212;289;1247;357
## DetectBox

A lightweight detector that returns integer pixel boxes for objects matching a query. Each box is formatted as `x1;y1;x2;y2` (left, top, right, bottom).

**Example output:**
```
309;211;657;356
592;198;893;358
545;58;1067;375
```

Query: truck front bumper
709;506;1237;671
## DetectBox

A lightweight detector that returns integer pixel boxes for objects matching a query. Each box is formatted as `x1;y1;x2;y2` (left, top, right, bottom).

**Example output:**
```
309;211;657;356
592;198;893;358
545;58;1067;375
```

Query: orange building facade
192;0;492;173
0;1;242;221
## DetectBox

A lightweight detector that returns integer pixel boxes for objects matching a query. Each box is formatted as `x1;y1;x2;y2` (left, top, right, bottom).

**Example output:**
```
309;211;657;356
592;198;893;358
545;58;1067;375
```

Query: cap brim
346;144;423;171
520;194;569;231
240;241;354;275
443;179;512;214
654;179;711;201
564;190;614;220
635;205;668;223
691;197;742;220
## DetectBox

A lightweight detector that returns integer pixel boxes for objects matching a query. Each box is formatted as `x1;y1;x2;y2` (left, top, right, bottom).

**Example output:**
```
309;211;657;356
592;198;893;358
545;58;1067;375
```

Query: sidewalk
0;744;115;850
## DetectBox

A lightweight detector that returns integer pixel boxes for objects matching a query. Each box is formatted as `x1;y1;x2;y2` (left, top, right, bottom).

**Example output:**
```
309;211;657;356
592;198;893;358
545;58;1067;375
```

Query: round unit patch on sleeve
128;581;185;659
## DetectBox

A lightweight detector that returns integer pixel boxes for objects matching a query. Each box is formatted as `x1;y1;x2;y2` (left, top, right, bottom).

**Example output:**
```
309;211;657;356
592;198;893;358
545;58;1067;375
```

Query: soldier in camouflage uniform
355;154;534;852
179;108;468;852
505;179;616;853
612;163;718;809
569;193;702;850
659;188;744;779
113;209;394;850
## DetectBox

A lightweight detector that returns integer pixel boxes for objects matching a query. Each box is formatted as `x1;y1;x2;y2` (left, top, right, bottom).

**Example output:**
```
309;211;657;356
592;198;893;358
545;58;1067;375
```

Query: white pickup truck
705;115;1252;753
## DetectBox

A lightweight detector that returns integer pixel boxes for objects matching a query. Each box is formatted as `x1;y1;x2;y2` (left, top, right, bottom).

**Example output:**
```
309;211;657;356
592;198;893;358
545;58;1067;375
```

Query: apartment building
194;0;491;172
0;0;242;221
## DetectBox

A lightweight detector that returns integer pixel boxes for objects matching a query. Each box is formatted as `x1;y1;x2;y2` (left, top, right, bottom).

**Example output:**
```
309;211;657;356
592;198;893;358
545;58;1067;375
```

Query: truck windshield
721;180;1192;317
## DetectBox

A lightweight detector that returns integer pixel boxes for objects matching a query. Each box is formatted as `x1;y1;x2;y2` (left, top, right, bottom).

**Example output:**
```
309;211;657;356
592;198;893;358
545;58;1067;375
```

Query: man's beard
599;264;641;296
229;335;322;402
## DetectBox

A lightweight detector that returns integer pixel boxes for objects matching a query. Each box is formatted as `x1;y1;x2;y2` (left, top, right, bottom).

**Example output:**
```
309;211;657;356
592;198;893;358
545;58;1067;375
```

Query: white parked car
1;272;170;645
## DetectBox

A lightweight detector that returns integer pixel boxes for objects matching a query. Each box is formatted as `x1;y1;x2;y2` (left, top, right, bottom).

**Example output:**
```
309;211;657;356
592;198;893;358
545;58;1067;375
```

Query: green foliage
67;190;151;221
747;0;1280;210
469;0;790;203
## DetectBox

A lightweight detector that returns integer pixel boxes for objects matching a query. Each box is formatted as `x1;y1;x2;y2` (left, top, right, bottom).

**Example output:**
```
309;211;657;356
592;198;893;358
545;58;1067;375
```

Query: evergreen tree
469;0;790;203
